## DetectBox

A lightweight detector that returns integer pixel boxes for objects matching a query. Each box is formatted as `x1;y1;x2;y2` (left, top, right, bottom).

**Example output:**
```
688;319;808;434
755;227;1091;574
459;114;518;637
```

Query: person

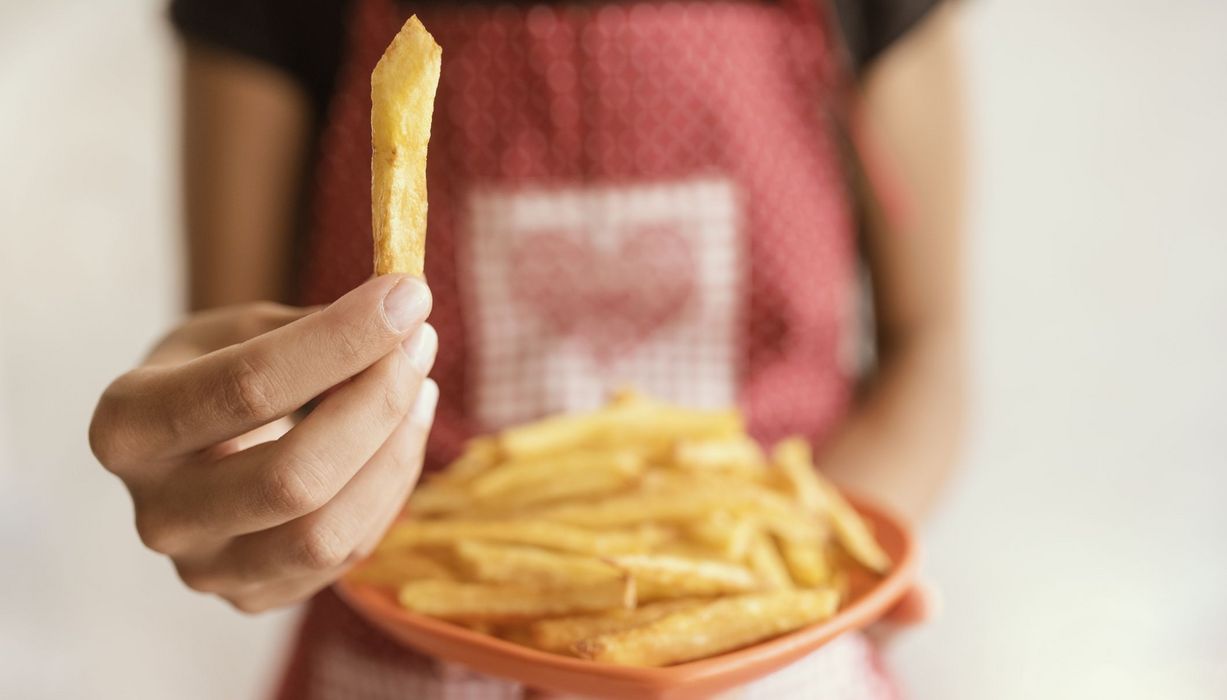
88;0;963;696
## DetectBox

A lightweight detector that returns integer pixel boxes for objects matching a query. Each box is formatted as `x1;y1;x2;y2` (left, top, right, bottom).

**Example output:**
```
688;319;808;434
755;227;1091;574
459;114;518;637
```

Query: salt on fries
349;392;893;667
371;16;441;277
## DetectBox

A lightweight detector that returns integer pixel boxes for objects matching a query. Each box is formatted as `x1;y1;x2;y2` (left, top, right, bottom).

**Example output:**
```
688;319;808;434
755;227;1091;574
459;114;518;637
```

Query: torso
284;0;888;696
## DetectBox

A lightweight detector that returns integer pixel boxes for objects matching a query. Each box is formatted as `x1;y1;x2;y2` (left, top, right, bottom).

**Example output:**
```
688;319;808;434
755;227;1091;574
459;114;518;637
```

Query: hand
89;276;439;613
867;579;939;644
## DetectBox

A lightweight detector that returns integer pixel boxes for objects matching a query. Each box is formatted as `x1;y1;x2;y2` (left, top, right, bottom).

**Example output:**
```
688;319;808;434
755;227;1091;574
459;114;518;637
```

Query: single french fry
371;16;442;277
574;589;839;667
777;537;831;588
529;599;704;654
771;439;891;573
482;466;643;511
471;449;642;500
747;531;794;590
673;436;767;478
378;519;667;556
535;491;718;527
771;438;826;513
499;402;742;461
346;551;452;588
406;478;471;516
820;485;892;574
452;541;621;587
397;577;635;622
445;437;501;482
683;512;758;561
607;554;761;600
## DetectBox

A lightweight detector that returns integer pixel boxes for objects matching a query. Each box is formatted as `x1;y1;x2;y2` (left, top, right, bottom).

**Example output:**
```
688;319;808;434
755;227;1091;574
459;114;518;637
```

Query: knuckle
223;354;279;423
378;375;414;420
329;313;372;361
134;509;178;555
174;563;225;594
227;595;269;615
260;460;327;518
296;522;352;571
88;375;139;469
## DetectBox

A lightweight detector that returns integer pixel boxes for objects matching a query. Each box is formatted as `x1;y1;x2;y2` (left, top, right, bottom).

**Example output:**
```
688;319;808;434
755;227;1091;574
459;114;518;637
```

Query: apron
283;0;898;696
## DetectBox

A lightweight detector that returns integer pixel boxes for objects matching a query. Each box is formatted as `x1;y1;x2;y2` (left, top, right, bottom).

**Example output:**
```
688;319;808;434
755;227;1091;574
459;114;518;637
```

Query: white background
1;1;1224;698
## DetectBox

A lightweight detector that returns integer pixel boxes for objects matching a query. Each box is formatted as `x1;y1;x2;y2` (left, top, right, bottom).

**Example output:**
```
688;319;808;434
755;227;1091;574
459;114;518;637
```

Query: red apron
283;0;895;696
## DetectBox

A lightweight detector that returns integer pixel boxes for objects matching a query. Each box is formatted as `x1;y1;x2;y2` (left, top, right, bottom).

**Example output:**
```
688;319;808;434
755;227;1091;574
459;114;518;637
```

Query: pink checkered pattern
287;0;888;695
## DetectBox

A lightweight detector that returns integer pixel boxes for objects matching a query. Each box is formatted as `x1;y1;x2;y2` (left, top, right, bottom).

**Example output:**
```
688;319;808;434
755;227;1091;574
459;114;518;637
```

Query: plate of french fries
338;391;916;699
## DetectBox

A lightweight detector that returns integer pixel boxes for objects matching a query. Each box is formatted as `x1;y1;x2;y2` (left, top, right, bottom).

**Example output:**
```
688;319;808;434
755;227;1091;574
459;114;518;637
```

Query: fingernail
382;277;431;332
410;378;440;426
401;323;438;375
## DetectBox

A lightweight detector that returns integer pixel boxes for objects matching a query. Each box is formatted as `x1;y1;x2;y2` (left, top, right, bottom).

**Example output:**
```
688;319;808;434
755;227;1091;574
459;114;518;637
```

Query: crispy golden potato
452;541;621;587
777;537;832;588
378;519;667;556
346;551;452;588
354;390;893;666
682;512;757;561
398;577;635;622
529;599;705;654
747;531;794;590
574;589;840;667
771;438;891;573
672;436;767;478
607;554;761;600
499;401;742;461
371;16;441;277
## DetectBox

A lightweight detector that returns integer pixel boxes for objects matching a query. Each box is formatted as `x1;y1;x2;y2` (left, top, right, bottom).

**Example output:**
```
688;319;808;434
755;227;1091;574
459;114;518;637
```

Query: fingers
145;325;438;552
180;379;440;610
145;303;320;366
91;275;431;469
867;581;939;645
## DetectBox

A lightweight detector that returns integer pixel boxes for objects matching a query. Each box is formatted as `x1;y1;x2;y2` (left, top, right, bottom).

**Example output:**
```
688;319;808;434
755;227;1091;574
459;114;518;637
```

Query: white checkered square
463;178;743;430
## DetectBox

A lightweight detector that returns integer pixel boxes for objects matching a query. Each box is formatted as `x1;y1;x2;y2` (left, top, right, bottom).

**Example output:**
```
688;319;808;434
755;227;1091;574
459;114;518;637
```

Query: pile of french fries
349;391;892;667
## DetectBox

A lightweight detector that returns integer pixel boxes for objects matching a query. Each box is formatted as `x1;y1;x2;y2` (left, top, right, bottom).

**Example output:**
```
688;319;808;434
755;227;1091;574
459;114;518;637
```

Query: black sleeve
168;0;350;119
832;0;944;71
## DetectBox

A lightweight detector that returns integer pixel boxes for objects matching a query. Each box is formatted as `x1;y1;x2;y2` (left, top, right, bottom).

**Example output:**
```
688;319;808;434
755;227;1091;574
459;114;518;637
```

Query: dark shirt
170;0;942;122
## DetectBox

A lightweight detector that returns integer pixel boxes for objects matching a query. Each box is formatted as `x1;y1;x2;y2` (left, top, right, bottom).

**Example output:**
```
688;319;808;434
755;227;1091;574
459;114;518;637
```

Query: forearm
181;42;313;310
820;3;967;523
818;326;965;523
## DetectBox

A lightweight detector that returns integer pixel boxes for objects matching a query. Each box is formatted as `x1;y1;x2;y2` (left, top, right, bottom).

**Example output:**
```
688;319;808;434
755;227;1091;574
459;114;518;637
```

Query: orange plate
336;496;916;700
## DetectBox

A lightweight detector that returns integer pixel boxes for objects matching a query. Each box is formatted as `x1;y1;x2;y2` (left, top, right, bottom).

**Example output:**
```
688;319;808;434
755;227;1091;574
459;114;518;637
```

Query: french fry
574;589;840;667
607;554;761;600
480;466;643;511
771;438;891;573
371;16;441;277
777;537;831;588
452;541;621;587
529;600;704;654
683;512;758;561
406;478;471;516
499;402;742;461
398;578;635;622
445;437;501;482
771;438;826;513
378;519;667;556
673;436;767;478
346;551;452;588
747;531;794;590
470;449;643;501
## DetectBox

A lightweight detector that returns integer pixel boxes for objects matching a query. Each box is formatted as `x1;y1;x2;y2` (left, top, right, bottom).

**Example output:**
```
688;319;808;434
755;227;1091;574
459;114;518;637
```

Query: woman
89;0;963;696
